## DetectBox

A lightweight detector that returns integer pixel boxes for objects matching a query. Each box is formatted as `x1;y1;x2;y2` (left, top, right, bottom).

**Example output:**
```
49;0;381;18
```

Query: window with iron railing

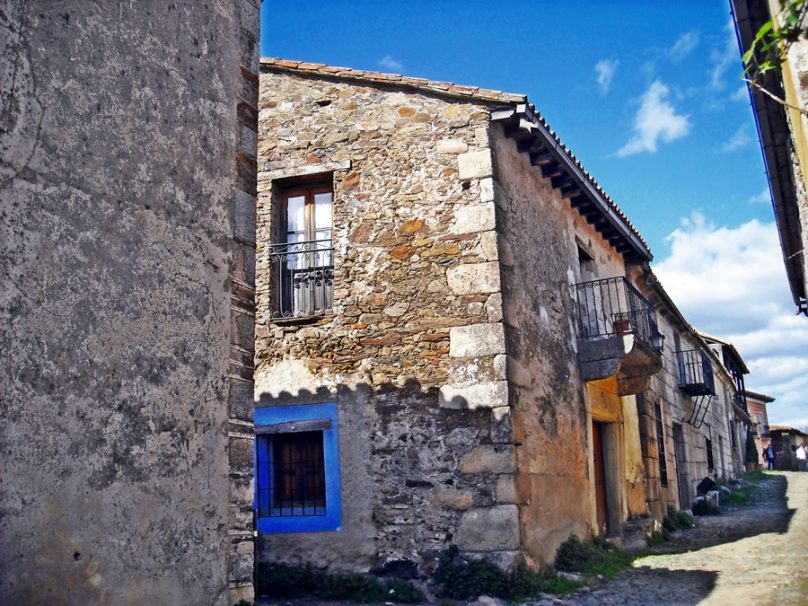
269;185;334;319
676;349;715;395
572;276;664;354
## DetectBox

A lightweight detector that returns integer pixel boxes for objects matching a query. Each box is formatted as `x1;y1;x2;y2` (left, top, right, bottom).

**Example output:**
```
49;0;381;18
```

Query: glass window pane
287;195;306;234
313;192;332;230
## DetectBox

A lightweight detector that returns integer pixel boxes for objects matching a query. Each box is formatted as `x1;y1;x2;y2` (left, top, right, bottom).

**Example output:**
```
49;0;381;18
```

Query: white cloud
721;125;752;152
377;55;404;72
670;31;700;62
616;80;690;156
708;19;739;91
654;214;808;426
595;59;618;95
749;188;771;205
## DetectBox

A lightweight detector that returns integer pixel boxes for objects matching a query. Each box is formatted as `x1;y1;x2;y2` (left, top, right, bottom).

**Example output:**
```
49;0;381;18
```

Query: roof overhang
491;104;652;263
731;0;808;312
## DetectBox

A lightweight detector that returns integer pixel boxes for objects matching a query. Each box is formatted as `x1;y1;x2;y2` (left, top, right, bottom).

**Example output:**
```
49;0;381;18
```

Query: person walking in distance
765;444;776;470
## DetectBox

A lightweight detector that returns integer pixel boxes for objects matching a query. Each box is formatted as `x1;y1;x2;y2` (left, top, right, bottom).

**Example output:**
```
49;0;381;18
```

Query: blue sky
260;1;808;426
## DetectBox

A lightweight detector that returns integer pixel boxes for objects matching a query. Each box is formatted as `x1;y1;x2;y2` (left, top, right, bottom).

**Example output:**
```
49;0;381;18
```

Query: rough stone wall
489;124;630;563
255;69;515;572
1;3;258;604
640;310;738;518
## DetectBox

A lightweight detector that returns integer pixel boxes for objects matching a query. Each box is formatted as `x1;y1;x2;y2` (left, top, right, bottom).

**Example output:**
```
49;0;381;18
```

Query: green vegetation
646;529;670;546
255;562;424;603
742;0;808;116
554;534;634;579
662;505;695;532
742;469;768;483
434;545;583;601
692;499;721;516
721;472;765;507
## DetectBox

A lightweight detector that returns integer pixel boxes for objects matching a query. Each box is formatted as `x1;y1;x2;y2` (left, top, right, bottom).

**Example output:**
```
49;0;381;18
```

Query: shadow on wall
252;377;517;575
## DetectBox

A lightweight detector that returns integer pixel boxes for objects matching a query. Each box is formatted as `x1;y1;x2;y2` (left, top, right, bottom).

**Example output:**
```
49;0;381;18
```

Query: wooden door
592;422;608;534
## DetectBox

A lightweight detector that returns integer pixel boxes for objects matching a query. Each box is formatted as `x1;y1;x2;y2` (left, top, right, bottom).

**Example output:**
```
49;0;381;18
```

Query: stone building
633;274;745;519
746;390;775;462
769;425;808;470
732;0;808;315
254;59;672;573
1;3;259;604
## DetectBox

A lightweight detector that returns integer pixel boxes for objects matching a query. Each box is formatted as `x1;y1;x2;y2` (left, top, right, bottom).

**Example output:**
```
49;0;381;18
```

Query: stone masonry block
479;177;495;202
495;475;519;504
456;505;519;551
460;445;514;474
436;138;469;154
431;489;473;510
450;203;496;234
457;149;493;180
439;381;508;410
449;323;505;358
446;262;500;295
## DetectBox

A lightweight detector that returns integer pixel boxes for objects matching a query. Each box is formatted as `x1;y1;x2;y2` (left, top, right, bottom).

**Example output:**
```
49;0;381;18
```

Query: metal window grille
258;431;326;517
655;403;669;487
706;438;715;472
268;240;334;319
572;277;664;354
676;349;715;394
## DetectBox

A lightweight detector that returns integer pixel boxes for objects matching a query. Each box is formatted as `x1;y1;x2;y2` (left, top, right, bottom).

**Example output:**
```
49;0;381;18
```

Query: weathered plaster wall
0;3;258;604
255;69;516;573
490;125;622;563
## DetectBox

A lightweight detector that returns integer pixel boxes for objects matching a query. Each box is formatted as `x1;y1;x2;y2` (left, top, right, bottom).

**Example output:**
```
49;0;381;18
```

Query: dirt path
559;471;808;606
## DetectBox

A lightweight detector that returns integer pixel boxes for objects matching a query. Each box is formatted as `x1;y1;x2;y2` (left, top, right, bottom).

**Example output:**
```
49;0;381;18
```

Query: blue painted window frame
254;403;342;533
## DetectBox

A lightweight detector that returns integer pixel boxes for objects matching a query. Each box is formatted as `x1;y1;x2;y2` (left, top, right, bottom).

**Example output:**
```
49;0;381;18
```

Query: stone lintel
259;160;352;182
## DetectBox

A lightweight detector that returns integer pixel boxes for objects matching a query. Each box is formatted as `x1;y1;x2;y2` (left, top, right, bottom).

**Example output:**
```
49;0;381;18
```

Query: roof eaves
492;103;652;261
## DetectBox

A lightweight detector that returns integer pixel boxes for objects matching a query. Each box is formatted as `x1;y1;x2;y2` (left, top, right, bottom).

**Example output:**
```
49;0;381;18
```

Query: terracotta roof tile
260;57;526;104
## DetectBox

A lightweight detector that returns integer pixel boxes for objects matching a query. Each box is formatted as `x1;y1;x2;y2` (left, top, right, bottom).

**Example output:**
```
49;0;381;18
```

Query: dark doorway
672;423;689;509
592;421;609;535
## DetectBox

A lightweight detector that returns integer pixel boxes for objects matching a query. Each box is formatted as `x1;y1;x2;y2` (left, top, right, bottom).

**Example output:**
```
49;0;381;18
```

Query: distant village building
635;280;747;520
732;0;808;315
769;425;808;470
745;390;775;463
253;59;751;574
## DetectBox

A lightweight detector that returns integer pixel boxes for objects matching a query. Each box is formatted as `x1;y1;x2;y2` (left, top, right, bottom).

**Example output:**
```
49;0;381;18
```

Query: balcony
269;240;334;320
677;349;715;396
573;277;664;394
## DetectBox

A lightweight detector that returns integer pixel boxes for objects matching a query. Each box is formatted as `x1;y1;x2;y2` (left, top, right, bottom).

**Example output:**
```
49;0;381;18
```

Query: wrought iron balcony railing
676;349;716;396
269;240;334;319
572;276;664;355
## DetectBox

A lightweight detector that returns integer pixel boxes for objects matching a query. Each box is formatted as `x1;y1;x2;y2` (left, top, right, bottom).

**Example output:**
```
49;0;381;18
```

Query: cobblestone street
556;471;807;606
259;472;808;606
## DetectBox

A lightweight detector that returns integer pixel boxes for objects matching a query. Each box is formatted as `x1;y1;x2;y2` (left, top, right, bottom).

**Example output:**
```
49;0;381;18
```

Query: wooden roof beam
541;164;565;179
